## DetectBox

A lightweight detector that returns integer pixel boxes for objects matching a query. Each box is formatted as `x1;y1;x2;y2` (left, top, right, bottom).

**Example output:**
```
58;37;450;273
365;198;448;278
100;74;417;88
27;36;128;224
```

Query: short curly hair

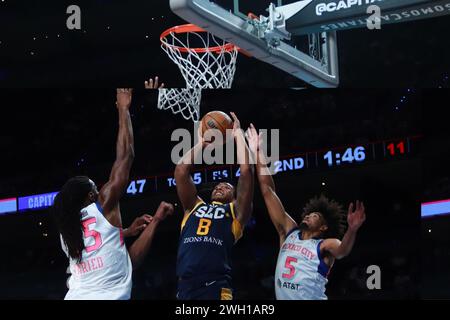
301;194;346;239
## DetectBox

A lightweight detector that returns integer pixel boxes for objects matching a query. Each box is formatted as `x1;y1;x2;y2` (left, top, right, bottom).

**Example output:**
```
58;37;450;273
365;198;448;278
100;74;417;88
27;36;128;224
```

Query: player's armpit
320;238;344;259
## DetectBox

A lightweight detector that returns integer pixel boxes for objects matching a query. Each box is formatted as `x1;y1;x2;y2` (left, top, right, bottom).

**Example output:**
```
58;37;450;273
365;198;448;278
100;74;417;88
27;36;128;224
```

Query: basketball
201;111;233;140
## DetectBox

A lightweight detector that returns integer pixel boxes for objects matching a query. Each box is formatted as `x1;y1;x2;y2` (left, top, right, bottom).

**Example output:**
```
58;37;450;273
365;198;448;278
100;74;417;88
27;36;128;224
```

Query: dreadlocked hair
51;176;92;263
302;194;346;239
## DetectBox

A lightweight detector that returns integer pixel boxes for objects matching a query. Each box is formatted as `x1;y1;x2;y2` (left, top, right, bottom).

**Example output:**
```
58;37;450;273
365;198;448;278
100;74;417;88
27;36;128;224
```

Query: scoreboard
0;136;420;214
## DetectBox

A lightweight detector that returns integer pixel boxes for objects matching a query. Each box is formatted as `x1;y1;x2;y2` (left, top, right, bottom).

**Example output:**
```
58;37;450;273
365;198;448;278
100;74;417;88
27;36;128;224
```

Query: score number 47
127;179;147;195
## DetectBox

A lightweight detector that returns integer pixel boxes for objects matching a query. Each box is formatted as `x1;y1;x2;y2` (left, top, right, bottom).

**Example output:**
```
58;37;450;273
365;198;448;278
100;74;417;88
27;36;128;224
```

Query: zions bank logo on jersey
194;204;229;220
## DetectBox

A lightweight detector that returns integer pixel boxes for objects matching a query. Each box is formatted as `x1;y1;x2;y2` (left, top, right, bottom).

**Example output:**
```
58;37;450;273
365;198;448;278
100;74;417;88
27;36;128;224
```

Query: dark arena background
421;91;450;299
0;1;449;88
0;89;422;299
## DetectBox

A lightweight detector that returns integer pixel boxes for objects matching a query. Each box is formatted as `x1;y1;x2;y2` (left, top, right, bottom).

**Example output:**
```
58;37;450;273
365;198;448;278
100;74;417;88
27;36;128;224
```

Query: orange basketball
201;111;233;140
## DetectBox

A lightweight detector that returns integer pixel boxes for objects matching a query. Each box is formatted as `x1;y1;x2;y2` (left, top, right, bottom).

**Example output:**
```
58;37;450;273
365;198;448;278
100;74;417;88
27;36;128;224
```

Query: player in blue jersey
247;124;366;300
174;112;254;300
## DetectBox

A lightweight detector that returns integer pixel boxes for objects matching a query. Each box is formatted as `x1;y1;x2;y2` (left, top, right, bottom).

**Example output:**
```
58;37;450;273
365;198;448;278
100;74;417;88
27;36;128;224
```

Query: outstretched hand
125;214;153;237
246;123;262;156
154;201;175;221
144;76;165;89
230;112;241;138
347;200;366;232
116;88;133;110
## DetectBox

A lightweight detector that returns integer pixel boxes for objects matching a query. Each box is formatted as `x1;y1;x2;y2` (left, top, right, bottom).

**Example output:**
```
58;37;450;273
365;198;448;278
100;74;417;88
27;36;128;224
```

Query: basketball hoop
158;24;239;122
160;24;238;89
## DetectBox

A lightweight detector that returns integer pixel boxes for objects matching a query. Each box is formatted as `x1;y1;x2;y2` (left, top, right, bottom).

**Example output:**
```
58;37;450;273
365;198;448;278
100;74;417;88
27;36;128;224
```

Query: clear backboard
169;0;340;87
169;0;450;88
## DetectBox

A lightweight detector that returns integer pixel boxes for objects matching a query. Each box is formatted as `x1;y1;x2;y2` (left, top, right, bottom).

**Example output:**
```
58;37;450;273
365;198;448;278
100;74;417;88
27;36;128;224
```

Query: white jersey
60;202;132;300
275;229;329;300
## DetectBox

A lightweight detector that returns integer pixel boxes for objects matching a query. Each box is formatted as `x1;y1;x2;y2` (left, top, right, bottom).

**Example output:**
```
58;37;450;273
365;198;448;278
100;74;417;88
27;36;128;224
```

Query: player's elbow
125;145;135;162
128;146;135;160
117;145;135;164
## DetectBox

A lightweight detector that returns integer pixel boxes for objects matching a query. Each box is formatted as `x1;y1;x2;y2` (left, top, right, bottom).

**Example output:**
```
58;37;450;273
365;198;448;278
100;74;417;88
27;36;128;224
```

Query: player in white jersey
247;125;366;300
52;87;174;299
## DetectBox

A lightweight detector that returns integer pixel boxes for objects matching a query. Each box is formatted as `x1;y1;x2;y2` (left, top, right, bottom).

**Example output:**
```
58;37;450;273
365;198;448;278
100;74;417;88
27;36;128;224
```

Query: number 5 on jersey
196;218;211;236
82;218;103;253
282;256;298;279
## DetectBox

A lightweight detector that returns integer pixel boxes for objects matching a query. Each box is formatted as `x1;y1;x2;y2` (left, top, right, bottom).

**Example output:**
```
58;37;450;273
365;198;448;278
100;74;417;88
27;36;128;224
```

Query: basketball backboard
169;0;339;87
169;0;450;88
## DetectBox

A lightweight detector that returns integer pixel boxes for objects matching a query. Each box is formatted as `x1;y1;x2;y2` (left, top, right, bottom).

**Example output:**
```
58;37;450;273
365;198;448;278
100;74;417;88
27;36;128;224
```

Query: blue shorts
177;275;233;300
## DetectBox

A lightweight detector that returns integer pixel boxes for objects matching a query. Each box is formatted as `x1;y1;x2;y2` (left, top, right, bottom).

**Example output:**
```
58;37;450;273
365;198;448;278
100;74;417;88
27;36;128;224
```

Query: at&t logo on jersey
277;279;301;291
316;0;383;16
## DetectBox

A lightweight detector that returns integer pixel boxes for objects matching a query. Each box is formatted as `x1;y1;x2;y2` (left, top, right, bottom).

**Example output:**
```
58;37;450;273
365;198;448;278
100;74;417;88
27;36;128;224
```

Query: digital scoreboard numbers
126;178;157;196
384;138;410;158
126;179;148;195
319;145;370;168
207;168;231;182
121;137;418;196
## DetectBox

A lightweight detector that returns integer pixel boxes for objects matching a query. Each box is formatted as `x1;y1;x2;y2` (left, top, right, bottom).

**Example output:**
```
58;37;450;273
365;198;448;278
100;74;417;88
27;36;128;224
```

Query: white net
160;25;238;89
157;88;202;122
158;24;239;122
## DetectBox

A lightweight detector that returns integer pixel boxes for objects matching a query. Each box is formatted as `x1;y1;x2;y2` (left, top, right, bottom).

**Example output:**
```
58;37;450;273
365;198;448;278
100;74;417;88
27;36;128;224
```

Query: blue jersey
176;200;243;281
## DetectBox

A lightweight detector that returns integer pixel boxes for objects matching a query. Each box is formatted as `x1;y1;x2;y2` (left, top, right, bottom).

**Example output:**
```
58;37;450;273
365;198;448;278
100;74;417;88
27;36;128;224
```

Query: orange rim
160;24;238;53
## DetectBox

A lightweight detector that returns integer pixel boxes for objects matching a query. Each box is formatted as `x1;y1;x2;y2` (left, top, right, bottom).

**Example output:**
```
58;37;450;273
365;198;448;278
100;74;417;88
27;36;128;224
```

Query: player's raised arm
247;124;297;244
128;202;174;269
98;89;135;223
231;113;254;226
174;127;205;213
321;201;366;259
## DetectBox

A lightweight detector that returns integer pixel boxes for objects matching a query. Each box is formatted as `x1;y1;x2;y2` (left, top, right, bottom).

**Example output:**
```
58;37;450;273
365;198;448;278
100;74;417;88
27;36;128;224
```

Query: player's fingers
149;78;154;88
160;83;165;89
154;77;159;88
230;112;238;122
348;202;354;213
361;201;365;212
247;128;253;139
142;215;153;223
